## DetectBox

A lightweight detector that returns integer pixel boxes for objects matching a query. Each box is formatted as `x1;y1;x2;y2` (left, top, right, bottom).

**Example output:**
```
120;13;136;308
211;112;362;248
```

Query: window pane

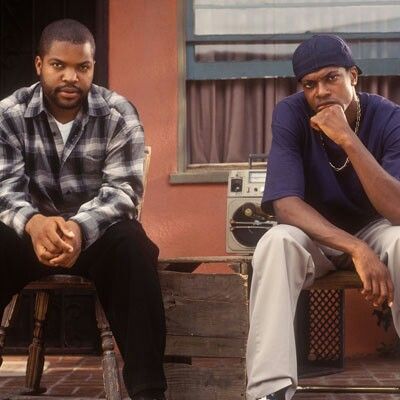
194;0;400;35
194;40;400;63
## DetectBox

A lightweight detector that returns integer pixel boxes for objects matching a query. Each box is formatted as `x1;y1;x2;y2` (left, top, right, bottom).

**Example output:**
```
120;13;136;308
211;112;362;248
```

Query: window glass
194;0;400;35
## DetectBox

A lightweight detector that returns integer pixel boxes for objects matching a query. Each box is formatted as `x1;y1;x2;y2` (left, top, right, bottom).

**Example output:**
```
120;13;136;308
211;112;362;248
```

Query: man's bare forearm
343;134;400;224
273;195;394;306
273;196;365;256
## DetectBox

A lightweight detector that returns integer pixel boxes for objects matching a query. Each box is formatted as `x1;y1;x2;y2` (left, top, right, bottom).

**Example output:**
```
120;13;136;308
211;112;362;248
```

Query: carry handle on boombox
248;153;268;169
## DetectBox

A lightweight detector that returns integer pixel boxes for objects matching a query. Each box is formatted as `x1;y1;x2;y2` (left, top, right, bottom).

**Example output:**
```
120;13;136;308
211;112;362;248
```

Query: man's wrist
67;220;83;247
339;129;359;152
25;213;43;235
348;238;369;258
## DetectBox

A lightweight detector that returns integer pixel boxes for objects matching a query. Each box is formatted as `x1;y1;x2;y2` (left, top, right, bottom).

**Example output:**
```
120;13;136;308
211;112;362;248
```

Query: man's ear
350;66;358;86
34;56;43;77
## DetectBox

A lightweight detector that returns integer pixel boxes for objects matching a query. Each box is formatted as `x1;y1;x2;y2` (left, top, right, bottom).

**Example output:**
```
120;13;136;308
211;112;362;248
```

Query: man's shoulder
90;84;141;127
361;92;400;131
0;83;38;118
273;91;310;127
278;91;307;106
275;92;309;115
361;92;399;112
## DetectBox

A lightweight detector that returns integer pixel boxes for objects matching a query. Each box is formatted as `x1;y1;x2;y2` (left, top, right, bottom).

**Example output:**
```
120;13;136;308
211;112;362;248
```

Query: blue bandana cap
292;34;362;81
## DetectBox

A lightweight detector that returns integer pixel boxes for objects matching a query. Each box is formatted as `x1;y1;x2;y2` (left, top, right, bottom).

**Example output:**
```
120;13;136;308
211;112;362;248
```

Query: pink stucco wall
108;0;396;356
109;0;227;258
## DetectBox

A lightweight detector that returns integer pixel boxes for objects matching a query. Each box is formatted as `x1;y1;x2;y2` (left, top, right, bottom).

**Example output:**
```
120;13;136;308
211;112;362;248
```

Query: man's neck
345;94;359;131
46;104;80;124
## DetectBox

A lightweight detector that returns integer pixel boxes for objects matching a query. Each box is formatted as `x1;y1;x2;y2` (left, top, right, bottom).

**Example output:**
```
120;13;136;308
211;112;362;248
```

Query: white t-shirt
55;119;74;144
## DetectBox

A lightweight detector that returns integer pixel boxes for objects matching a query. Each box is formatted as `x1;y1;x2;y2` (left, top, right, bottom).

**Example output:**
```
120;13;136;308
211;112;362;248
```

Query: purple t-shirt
262;91;400;234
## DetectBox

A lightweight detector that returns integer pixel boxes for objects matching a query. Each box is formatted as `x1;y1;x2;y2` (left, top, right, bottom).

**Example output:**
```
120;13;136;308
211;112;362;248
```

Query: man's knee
255;224;310;254
384;225;400;243
0;221;34;262
381;226;400;262
370;224;400;258
103;220;159;264
0;221;23;247
252;224;315;279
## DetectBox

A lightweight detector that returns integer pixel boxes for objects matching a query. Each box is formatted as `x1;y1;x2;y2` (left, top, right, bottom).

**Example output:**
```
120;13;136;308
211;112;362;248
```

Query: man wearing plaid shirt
0;19;166;400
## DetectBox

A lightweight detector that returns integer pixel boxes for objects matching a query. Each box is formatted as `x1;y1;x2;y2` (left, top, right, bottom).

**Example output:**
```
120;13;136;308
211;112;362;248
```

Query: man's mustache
55;85;82;94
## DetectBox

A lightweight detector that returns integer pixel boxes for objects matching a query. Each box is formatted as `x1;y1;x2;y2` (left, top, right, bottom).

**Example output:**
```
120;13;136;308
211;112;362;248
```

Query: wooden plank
165;362;246;400
160;271;248;338
158;255;252;272
159;262;201;273
163;297;248;338
159;271;248;301
310;270;362;290
159;256;252;265
165;335;246;358
9;397;103;400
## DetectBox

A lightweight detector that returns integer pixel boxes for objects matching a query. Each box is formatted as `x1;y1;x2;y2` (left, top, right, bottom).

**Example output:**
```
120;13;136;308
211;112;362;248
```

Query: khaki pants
246;219;400;400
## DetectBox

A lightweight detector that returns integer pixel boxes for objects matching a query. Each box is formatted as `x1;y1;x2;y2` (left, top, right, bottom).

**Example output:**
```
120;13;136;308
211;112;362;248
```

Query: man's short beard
43;86;86;111
52;93;83;110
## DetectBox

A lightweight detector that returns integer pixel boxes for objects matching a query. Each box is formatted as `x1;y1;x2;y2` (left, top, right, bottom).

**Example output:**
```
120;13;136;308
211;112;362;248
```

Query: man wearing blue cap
247;34;400;400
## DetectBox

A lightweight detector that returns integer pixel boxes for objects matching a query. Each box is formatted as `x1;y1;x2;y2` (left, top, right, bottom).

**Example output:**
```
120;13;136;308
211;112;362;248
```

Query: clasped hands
25;214;82;268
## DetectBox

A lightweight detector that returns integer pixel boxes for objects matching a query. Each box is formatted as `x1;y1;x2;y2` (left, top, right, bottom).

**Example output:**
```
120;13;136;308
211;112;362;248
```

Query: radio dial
244;207;253;217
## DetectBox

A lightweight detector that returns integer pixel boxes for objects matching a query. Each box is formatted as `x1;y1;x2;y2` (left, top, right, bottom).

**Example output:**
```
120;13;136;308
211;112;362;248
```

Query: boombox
226;156;277;254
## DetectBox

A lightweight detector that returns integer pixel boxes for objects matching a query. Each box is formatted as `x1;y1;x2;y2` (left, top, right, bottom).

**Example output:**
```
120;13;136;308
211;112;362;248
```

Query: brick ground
0;355;115;398
0;354;400;399
295;355;400;399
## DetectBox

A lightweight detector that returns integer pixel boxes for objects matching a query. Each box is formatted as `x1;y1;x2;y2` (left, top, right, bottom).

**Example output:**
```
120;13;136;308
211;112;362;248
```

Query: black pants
0;220;167;396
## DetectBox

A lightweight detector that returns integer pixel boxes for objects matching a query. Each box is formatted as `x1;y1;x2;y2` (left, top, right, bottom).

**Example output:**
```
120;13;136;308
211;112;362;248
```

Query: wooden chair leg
24;290;49;394
0;294;20;368
95;296;123;400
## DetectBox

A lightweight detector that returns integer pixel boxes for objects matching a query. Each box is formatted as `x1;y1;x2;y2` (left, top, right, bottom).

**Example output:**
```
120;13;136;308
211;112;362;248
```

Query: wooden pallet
159;257;249;400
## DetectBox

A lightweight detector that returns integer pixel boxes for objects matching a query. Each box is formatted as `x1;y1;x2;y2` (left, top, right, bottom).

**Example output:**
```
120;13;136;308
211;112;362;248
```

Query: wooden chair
0;146;152;400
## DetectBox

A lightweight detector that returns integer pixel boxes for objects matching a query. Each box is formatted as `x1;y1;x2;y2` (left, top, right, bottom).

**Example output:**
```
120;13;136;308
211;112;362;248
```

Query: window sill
169;170;229;184
169;162;266;184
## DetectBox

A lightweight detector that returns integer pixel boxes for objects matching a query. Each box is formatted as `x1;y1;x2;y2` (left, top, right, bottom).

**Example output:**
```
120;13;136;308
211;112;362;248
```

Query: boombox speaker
226;154;276;254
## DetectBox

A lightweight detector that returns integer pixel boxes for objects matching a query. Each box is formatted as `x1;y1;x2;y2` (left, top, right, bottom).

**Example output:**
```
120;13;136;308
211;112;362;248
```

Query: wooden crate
158;258;249;400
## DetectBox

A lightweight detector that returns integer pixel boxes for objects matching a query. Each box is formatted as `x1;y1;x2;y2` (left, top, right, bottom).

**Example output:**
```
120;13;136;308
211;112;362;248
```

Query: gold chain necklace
320;95;361;172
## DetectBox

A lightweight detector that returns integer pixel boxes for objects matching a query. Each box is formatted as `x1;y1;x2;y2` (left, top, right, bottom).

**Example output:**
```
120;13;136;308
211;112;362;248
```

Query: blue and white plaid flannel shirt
0;82;144;249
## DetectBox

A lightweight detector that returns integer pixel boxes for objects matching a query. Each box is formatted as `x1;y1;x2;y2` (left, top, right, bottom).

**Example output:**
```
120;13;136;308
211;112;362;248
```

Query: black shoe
264;387;286;400
132;389;166;400
266;394;281;400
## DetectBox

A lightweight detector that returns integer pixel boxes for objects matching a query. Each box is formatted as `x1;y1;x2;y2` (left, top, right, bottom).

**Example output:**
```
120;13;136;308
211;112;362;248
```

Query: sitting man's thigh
359;219;400;255
75;219;159;273
0;222;53;303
